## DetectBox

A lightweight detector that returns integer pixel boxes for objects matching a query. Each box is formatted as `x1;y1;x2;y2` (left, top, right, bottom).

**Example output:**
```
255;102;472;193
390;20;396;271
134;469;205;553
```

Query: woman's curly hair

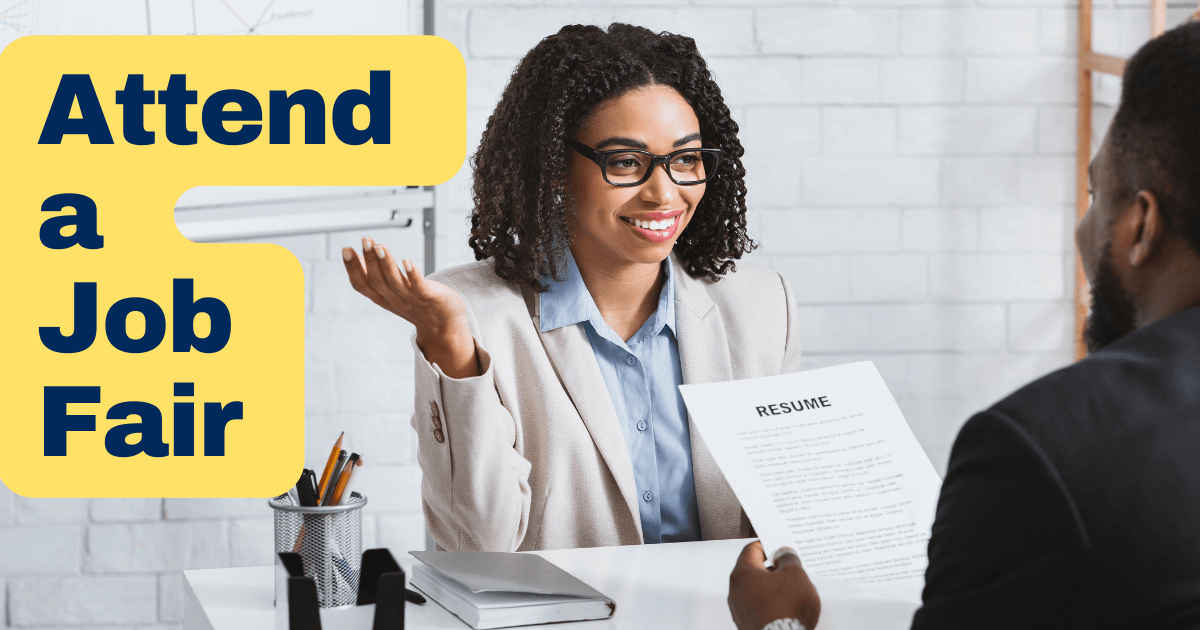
468;22;754;291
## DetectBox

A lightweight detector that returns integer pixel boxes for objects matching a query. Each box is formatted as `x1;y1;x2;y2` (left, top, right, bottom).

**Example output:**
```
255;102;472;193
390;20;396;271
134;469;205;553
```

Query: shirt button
626;356;636;365
643;491;654;502
636;421;648;431
433;428;445;443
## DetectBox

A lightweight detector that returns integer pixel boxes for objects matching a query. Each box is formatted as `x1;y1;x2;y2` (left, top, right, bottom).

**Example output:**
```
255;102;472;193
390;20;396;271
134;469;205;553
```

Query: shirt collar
539;249;676;340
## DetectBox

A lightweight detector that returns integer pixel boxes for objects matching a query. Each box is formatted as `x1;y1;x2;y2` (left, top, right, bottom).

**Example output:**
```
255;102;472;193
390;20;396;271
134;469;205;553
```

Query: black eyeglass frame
568;139;723;187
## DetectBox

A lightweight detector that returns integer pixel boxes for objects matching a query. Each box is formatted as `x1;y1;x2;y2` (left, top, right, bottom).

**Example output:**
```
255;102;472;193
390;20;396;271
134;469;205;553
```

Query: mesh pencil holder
269;492;367;609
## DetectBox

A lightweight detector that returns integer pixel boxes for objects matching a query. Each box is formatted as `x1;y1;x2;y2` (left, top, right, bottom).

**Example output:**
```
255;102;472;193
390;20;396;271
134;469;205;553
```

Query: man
728;20;1200;630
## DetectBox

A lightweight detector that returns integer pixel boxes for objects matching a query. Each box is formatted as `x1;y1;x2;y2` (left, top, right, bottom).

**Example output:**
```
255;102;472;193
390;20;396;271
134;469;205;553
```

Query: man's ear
1126;189;1165;268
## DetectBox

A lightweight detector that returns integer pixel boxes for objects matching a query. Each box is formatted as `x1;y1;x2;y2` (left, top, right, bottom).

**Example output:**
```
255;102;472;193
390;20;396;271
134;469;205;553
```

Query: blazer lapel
672;254;745;540
521;286;643;540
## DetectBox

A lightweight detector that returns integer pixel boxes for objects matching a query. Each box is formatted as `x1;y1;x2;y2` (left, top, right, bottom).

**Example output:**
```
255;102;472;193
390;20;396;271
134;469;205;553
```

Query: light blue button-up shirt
539;251;702;544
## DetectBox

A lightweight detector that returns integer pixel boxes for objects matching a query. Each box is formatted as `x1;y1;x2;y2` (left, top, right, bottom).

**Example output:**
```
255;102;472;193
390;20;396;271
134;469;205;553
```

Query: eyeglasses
568;139;722;187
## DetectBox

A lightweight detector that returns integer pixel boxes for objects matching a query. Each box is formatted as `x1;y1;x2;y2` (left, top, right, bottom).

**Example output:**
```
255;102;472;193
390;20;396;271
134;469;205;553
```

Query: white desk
183;539;918;630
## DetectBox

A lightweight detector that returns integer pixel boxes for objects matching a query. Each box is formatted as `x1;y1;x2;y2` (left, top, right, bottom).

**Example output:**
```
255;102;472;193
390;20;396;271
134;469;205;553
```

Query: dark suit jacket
912;306;1200;629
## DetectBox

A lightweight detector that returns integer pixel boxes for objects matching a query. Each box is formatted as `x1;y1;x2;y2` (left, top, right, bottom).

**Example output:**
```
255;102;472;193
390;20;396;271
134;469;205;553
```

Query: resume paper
680;362;942;603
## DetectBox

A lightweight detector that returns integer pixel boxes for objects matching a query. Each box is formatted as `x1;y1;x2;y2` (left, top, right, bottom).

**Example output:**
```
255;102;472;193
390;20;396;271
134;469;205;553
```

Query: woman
343;23;801;551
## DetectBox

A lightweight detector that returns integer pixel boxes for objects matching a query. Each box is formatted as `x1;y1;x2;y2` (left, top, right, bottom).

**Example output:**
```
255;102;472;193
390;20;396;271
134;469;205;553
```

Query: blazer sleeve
778;272;803;374
911;411;1097;630
409;288;533;552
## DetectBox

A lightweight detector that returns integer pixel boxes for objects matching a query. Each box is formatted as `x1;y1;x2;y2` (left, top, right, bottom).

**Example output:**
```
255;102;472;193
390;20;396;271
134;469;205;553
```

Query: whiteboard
0;0;421;51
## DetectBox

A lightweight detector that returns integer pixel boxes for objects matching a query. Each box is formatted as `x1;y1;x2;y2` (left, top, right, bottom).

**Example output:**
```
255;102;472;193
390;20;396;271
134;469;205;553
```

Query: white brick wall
759;9;901;55
10;576;158;626
801;58;881;103
4;0;1194;626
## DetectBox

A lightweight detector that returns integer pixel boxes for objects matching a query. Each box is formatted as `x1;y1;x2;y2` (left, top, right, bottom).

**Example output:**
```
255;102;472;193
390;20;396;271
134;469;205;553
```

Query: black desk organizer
277;548;407;630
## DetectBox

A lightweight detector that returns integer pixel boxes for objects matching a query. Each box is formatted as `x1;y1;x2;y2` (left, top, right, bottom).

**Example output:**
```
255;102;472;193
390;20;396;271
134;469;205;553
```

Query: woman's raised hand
342;237;481;379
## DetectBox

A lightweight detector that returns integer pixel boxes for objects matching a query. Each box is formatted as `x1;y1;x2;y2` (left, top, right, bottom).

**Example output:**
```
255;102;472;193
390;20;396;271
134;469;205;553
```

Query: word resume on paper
679;362;942;603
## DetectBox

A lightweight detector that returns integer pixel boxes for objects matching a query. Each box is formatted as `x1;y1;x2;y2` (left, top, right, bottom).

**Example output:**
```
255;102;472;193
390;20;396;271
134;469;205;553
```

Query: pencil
321;450;348;506
330;454;361;505
316;432;344;502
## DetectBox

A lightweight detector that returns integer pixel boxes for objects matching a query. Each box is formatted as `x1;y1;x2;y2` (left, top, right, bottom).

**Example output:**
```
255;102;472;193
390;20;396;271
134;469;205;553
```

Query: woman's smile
620;210;684;243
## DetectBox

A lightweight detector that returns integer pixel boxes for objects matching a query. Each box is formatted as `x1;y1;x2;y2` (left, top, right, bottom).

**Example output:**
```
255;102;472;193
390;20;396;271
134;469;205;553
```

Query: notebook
409;551;616;629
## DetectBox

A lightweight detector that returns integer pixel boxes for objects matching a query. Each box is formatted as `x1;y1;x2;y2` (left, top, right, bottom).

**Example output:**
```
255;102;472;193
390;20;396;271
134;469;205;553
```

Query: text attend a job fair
30;69;399;464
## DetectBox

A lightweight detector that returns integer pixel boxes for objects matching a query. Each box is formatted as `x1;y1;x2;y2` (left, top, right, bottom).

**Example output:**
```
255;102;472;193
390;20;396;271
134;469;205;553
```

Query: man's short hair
1110;21;1200;254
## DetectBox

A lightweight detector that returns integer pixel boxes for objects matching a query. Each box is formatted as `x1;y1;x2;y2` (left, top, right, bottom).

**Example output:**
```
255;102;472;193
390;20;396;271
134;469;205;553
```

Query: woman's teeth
623;216;677;231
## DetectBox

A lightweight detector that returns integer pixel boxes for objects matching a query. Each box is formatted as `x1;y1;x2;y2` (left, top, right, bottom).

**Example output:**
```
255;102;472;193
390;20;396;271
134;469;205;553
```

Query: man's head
1077;21;1200;353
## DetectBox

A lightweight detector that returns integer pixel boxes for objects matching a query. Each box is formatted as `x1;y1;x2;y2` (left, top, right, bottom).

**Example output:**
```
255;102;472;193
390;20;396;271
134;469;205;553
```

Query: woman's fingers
406;258;432;297
374;244;415;297
341;246;401;316
343;236;443;326
342;245;380;300
360;237;393;297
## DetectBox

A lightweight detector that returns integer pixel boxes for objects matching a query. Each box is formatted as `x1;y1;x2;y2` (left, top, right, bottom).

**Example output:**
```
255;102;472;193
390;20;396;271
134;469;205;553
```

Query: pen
289;469;320;553
321;450;348;506
297;469;319;507
330;453;361;506
288;471;304;504
316;432;344;503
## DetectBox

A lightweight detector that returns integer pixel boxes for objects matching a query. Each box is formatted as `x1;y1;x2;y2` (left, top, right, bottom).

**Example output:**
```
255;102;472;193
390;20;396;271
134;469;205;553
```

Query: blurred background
1;0;1196;625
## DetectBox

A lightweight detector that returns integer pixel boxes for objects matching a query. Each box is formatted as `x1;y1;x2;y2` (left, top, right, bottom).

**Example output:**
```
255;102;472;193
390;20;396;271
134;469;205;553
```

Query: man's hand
728;541;821;630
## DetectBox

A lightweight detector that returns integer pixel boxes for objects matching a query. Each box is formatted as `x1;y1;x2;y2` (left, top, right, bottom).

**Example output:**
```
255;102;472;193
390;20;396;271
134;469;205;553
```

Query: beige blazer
410;253;802;551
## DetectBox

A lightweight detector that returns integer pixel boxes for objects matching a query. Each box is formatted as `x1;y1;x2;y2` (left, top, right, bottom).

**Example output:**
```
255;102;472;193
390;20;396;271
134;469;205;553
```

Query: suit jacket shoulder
993;308;1200;447
429;260;520;301
682;259;796;378
694;260;788;308
916;307;1200;629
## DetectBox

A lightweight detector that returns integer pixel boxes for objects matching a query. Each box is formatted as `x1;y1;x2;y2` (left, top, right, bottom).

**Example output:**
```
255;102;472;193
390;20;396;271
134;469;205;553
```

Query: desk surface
183;539;918;630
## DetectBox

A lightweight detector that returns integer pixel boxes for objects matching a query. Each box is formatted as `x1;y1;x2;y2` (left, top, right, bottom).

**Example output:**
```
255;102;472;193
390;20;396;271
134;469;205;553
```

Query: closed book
409;551;616;629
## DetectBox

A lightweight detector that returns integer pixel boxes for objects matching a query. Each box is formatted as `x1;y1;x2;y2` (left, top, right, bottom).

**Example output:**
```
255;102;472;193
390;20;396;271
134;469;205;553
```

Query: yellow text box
0;36;465;497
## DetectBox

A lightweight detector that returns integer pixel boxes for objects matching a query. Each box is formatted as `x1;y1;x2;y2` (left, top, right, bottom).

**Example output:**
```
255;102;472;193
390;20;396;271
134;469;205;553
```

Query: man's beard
1083;243;1138;354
